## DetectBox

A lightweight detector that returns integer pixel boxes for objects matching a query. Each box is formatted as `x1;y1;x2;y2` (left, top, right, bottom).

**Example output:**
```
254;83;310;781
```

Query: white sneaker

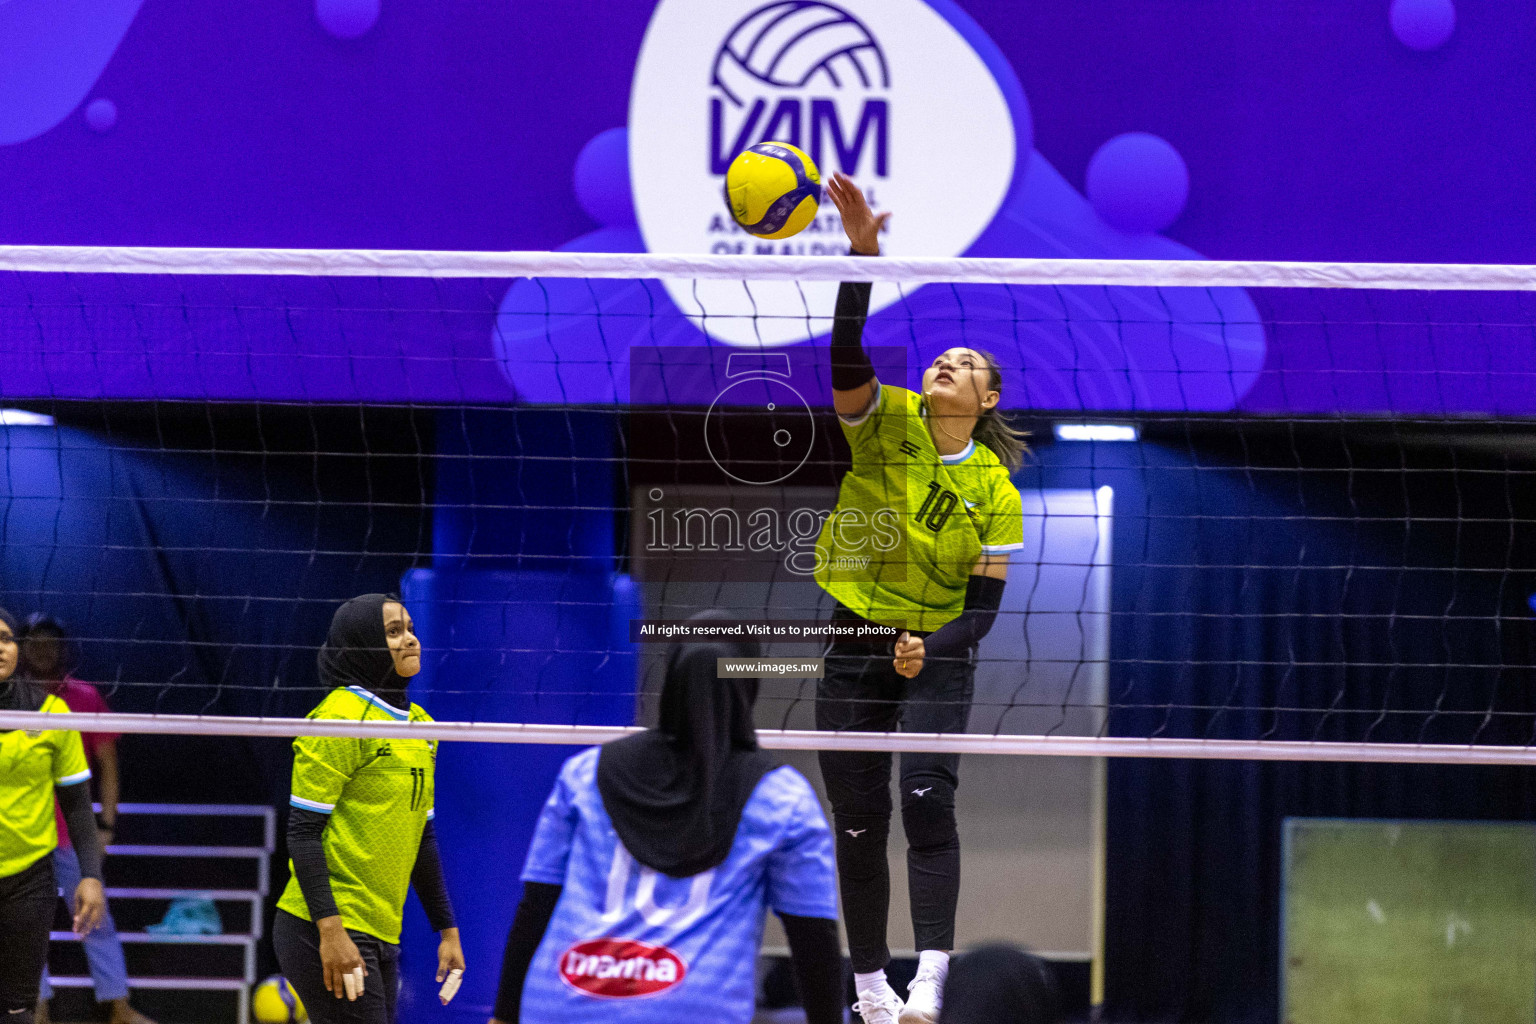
900;966;944;1024
852;985;906;1024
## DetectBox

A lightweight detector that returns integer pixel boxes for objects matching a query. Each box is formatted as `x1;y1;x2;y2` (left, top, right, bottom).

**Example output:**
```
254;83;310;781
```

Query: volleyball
252;975;306;1023
723;141;822;240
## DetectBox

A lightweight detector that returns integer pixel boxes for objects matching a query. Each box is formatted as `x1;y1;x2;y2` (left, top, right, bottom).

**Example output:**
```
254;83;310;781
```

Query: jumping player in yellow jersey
0;605;107;1024
815;174;1027;1024
274;594;465;1024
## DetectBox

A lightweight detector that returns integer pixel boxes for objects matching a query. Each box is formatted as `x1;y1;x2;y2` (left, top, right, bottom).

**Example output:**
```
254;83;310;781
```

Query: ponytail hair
973;349;1029;472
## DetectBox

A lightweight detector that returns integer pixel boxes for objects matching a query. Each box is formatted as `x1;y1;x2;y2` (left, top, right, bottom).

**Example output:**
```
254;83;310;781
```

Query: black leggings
0;855;58;1023
816;607;974;973
273;910;400;1024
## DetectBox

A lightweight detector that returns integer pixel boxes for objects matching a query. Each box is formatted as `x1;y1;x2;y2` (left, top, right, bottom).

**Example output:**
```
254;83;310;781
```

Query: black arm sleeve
286;807;340;922
780;913;845;1024
56;782;104;881
830;252;877;393
493;882;562;1022
410;819;457;932
922;573;1007;661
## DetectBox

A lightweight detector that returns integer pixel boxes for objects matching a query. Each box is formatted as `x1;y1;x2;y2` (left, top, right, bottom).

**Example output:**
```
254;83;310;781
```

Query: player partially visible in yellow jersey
273;594;465;1024
815;174;1028;1024
0;604;107;1024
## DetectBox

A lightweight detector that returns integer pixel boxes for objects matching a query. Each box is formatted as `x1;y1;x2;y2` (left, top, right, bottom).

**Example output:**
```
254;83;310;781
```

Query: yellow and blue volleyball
252;974;306;1023
723;141;822;240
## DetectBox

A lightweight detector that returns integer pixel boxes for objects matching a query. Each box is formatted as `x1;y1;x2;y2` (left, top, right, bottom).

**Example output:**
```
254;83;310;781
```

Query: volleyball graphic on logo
711;1;888;102
724;141;822;239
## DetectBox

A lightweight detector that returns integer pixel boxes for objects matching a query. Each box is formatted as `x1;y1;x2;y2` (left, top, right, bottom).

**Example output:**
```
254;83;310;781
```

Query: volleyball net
2;245;1536;763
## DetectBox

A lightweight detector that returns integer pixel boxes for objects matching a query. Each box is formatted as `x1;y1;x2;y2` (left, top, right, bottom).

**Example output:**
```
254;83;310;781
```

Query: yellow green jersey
277;685;437;943
815;384;1024;632
0;692;92;878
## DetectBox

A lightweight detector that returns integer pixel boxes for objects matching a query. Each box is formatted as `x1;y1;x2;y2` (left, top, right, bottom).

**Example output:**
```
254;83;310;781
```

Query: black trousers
0;855;57;1023
816;606;975;973
273;910;400;1024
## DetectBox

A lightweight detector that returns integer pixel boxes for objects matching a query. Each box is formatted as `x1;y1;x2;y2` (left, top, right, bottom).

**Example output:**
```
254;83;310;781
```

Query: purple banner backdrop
0;0;1530;415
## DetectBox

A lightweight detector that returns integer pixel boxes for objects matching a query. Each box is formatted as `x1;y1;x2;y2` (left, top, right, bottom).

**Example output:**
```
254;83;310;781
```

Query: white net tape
4;710;1536;764
1;243;1534;288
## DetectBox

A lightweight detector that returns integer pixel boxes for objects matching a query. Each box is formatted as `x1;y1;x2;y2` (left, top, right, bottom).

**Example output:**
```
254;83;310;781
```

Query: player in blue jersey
487;615;844;1024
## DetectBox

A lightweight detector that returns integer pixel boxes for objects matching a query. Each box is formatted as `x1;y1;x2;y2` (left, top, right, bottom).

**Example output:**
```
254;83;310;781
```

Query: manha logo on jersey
709;1;889;179
559;938;688;999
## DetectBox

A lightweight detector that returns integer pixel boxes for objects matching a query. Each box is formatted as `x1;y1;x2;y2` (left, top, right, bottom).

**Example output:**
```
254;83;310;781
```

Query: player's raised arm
825;173;889;420
827;172;887;257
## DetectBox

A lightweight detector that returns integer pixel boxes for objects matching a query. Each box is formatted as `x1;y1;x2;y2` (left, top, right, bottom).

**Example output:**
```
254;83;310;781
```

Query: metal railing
48;803;276;1024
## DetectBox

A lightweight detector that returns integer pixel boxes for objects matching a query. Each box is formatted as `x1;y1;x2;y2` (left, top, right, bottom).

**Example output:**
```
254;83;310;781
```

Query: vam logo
709;3;889;180
630;0;1018;348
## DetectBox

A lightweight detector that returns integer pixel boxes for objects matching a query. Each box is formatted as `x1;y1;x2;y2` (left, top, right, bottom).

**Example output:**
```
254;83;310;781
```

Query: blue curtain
1019;430;1536;1022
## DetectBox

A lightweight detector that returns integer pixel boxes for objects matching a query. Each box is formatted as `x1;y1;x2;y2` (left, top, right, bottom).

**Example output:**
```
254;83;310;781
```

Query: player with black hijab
595;620;777;877
0;604;107;1024
938;945;1062;1024
273;593;464;1024
489;614;844;1024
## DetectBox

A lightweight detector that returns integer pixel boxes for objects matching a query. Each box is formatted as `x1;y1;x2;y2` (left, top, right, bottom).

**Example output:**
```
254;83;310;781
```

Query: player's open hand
894;632;925;678
73;877;106;936
318;915;367;999
826;172;889;256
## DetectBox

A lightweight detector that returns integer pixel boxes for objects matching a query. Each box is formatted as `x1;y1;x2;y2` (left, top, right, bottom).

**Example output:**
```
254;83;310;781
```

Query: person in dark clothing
815;174;1025;1023
938;945;1062;1024
488;611;844;1024
23;614;159;1024
272;594;463;1024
